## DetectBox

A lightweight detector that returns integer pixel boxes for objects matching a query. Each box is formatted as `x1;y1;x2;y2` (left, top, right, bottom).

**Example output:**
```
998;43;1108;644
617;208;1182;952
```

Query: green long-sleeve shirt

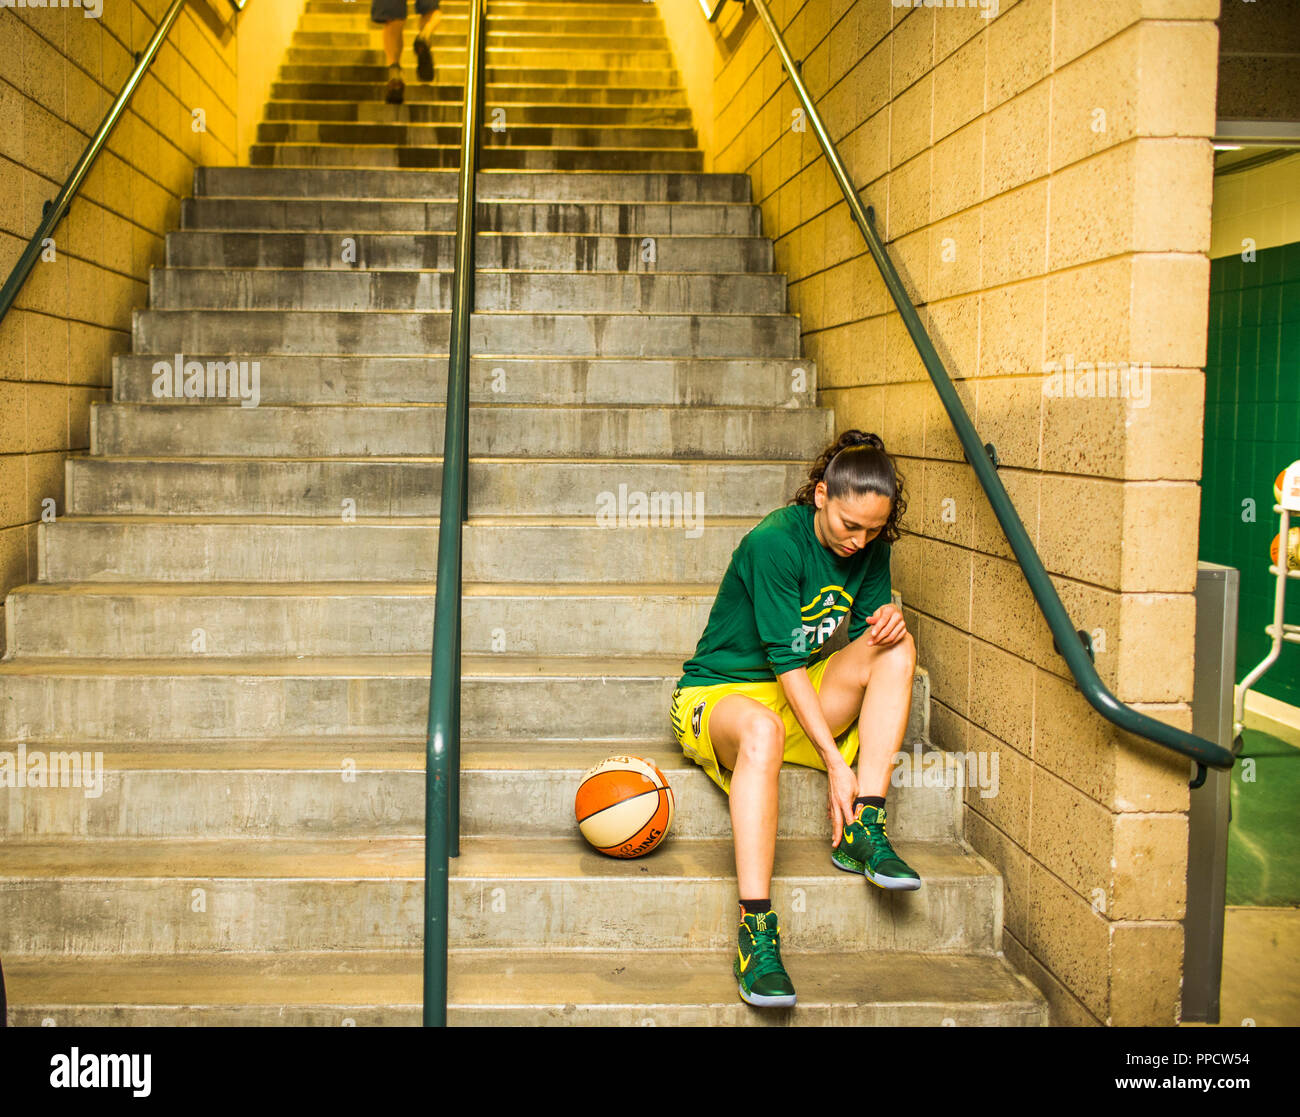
678;501;893;686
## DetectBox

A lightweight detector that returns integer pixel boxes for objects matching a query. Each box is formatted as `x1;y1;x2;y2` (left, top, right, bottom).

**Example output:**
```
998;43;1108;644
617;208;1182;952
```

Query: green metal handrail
0;0;190;327
738;0;1233;775
424;0;486;1028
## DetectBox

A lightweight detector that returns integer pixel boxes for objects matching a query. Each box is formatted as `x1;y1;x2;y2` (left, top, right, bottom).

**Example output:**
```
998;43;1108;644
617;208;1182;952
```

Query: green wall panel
1200;240;1300;707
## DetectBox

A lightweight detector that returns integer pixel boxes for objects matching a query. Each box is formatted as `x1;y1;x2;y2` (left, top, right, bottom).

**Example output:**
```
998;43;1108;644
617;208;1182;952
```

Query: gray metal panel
1184;562;1239;1023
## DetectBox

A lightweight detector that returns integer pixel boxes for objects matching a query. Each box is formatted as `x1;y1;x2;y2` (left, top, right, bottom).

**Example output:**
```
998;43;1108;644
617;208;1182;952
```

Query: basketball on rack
1269;527;1300;571
1275;462;1300;508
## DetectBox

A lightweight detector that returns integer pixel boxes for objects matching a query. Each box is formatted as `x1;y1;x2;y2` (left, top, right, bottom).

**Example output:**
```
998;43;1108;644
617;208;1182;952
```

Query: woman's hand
864;603;907;647
825;755;859;848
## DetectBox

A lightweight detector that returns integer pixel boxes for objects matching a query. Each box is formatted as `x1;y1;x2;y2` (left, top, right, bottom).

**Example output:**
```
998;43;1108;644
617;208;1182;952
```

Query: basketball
1276;462;1300;507
575;755;675;858
1270;528;1300;570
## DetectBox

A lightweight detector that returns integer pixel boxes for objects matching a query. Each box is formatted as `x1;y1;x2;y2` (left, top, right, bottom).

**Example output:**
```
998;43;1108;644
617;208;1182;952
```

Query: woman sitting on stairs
669;430;921;1008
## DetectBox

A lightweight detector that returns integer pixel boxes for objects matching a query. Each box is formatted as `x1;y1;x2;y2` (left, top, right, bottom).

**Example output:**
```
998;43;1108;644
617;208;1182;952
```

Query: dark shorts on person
371;0;439;24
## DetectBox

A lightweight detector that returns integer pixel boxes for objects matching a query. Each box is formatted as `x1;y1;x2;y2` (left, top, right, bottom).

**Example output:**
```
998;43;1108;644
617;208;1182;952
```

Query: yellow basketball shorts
668;647;860;795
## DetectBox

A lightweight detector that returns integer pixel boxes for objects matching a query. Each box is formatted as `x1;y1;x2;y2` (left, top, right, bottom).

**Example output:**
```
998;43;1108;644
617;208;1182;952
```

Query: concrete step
110;354;815;406
260;101;693;125
130;309;800;356
293;1;690;22
0;836;997;954
296;12;663;32
286;32;469;51
283;47;681;71
269;81;688;105
89;403;827;458
145;269;785;313
178;197;761;234
0;733;950;842
5;575;904;661
0;654;929;745
1;948;1047;1026
64;457;807;516
192;167;749;202
276;63;684;88
247;145;705;172
255;120;695;150
164;231;773;270
3;582;718;657
36;517;760;583
292;28;670;48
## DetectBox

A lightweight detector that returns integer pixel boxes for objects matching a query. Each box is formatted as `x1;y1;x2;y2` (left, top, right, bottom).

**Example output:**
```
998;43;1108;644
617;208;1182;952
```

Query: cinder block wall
709;0;1219;1024
1216;0;1300;124
0;0;239;655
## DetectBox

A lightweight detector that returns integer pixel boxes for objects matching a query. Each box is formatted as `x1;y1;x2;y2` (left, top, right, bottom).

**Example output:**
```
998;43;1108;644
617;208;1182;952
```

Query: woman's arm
775;666;840;763
776;666;859;845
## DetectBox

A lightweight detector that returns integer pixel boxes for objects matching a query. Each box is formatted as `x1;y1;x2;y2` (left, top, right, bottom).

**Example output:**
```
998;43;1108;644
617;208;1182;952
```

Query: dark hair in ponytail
790;430;906;545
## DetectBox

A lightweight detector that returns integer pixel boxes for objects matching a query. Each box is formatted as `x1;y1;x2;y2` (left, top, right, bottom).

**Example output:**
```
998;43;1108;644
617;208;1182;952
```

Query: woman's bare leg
384;9;442;67
417;7;442;37
707;693;785;905
704;632;914;906
382;20;404;65
814;630;916;799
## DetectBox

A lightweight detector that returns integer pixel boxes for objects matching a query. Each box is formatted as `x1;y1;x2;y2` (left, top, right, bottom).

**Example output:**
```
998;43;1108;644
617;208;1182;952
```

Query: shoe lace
858;814;898;867
746;919;784;977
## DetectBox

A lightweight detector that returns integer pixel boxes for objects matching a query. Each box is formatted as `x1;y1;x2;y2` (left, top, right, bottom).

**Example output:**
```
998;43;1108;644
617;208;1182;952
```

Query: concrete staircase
0;0;1047;1025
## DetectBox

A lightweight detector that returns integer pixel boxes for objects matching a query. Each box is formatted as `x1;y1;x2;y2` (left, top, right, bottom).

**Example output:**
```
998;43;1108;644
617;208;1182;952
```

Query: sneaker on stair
735;910;797;1008
831;803;922;890
384;63;404;105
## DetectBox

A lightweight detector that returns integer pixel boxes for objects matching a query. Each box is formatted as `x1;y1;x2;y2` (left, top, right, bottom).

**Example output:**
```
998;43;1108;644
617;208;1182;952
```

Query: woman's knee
844;628;916;687
735;710;785;770
855;630;916;693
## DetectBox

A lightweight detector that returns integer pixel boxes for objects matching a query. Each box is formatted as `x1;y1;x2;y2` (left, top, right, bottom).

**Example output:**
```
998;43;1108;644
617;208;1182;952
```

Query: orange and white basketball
1276;463;1300;508
1270;528;1300;570
575;755;675;858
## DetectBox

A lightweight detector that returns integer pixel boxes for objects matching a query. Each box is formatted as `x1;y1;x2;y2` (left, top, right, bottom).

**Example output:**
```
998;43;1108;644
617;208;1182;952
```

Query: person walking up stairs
374;0;444;104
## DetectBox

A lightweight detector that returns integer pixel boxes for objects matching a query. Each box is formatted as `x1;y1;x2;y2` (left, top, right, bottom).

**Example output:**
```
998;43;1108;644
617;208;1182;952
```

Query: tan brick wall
711;0;1220;1024
0;0;239;655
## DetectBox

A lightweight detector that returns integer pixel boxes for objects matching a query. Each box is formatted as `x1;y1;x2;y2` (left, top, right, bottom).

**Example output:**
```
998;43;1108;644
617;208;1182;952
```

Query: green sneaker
734;910;796;1008
831;803;921;890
